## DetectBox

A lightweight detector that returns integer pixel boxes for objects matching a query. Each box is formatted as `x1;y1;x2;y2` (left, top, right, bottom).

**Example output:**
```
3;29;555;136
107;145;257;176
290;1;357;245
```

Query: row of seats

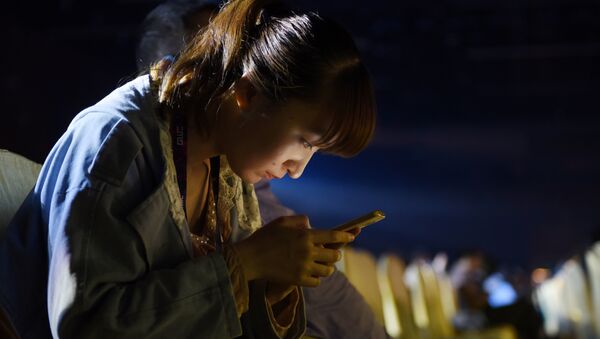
0;150;41;232
0;150;42;337
534;242;600;338
337;247;517;339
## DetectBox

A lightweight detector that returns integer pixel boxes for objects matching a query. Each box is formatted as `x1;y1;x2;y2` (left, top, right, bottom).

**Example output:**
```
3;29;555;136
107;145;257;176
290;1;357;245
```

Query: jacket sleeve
39;112;243;338
223;245;306;339
48;182;243;339
50;182;306;339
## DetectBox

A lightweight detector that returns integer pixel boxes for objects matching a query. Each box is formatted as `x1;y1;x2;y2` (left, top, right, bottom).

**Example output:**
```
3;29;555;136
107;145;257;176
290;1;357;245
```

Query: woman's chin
229;163;264;184
239;171;262;184
246;178;263;185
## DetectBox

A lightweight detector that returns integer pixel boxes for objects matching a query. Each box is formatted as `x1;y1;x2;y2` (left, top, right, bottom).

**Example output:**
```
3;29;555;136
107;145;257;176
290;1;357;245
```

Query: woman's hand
234;215;355;287
324;227;361;250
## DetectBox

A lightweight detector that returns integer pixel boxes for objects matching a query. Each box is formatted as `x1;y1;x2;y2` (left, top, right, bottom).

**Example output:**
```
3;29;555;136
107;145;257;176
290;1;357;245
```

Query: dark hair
155;0;376;157
136;0;219;71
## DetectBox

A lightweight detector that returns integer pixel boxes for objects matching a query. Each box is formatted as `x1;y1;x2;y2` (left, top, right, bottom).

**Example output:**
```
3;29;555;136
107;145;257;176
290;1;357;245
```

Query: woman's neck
185;95;235;170
186;115;220;171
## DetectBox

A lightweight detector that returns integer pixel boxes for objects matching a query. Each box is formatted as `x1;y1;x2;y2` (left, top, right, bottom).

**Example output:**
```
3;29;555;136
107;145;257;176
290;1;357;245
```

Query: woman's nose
286;163;304;179
285;153;314;179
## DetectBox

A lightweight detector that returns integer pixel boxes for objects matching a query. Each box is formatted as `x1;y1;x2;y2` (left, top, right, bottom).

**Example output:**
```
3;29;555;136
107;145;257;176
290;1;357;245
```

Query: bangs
315;62;377;157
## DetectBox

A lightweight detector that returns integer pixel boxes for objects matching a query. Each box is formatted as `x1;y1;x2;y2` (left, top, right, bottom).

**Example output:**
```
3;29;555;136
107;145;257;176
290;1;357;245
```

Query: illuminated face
221;88;327;184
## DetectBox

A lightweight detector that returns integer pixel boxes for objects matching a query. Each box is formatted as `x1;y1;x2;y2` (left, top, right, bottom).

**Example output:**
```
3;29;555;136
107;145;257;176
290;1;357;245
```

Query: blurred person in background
450;251;543;338
136;1;389;338
136;0;219;71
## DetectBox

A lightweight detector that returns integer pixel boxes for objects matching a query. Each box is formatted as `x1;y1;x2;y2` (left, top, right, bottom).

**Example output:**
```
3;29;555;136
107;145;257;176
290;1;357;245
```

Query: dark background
2;0;599;271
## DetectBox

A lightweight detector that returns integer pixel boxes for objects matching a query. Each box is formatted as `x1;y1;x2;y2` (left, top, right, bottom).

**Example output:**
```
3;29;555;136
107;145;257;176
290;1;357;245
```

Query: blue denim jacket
0;76;305;339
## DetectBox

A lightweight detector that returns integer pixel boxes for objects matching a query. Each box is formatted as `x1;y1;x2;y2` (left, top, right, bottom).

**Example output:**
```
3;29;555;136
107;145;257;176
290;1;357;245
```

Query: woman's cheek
264;142;298;165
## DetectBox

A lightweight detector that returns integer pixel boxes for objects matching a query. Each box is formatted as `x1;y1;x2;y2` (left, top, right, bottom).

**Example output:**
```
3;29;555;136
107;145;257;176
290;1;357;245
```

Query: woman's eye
302;139;314;150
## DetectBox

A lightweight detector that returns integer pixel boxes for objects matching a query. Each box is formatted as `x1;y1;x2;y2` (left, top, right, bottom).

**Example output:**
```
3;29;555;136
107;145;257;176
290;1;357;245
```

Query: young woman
0;0;376;338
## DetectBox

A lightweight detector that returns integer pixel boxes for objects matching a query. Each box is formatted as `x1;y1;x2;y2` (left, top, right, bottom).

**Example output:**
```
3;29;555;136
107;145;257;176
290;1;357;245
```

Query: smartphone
332;210;385;232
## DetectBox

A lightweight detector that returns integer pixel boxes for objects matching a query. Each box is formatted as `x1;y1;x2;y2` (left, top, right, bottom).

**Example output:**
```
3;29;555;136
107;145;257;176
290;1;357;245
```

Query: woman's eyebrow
305;119;327;136
304;130;323;142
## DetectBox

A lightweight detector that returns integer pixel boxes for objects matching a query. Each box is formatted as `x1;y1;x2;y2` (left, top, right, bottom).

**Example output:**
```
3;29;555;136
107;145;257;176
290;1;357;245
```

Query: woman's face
221;88;327;184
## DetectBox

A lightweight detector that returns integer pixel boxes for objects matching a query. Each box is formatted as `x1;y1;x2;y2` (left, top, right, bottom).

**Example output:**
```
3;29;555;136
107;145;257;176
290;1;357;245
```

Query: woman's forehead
281;98;330;136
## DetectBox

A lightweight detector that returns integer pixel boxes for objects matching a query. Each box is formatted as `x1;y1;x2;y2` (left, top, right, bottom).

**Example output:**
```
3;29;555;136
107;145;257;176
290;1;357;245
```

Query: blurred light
484;273;517;308
377;258;401;337
432;252;448;273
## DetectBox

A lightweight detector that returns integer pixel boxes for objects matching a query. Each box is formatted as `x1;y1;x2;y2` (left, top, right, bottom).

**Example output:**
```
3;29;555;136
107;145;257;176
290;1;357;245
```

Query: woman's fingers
312;247;341;264
311;230;355;245
324;242;345;250
299;276;321;287
270;215;311;229
238;217;354;287
347;227;361;237
309;262;335;278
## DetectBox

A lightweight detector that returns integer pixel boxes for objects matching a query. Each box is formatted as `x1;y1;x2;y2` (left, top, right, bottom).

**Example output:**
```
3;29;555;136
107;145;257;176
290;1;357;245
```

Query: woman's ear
233;75;257;112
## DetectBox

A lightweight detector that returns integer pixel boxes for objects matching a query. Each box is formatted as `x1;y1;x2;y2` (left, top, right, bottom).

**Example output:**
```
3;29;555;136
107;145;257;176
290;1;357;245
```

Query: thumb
289;214;311;229
266;215;312;229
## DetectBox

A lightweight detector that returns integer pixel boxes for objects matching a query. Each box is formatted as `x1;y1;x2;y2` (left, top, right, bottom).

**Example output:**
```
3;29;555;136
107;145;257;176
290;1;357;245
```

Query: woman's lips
264;171;281;180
